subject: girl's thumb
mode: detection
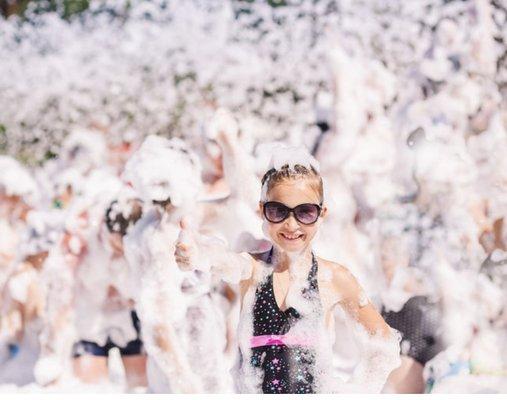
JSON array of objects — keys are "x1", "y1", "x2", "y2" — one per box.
[{"x1": 179, "y1": 218, "x2": 188, "y2": 230}]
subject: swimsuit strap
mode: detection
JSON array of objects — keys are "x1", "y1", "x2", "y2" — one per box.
[
  {"x1": 266, "y1": 246, "x2": 274, "y2": 264},
  {"x1": 307, "y1": 253, "x2": 318, "y2": 292}
]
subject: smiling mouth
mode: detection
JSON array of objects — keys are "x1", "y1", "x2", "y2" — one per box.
[{"x1": 280, "y1": 232, "x2": 304, "y2": 241}]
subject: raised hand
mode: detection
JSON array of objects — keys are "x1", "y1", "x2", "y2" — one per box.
[{"x1": 208, "y1": 107, "x2": 239, "y2": 146}]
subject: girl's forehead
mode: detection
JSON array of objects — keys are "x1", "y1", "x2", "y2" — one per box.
[{"x1": 267, "y1": 179, "x2": 321, "y2": 205}]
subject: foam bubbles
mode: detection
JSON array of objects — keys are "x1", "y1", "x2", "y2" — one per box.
[{"x1": 123, "y1": 135, "x2": 202, "y2": 207}]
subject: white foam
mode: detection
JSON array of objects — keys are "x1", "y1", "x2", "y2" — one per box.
[
  {"x1": 265, "y1": 144, "x2": 320, "y2": 173},
  {"x1": 0, "y1": 156, "x2": 39, "y2": 205},
  {"x1": 123, "y1": 135, "x2": 202, "y2": 208}
]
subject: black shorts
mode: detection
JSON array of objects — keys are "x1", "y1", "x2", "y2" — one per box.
[
  {"x1": 73, "y1": 310, "x2": 144, "y2": 358},
  {"x1": 381, "y1": 296, "x2": 444, "y2": 366}
]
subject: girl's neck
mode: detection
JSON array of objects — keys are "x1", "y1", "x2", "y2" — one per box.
[{"x1": 271, "y1": 244, "x2": 313, "y2": 275}]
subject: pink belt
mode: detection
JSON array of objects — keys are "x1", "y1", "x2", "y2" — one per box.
[{"x1": 250, "y1": 334, "x2": 315, "y2": 348}]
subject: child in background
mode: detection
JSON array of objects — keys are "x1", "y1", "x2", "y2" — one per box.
[{"x1": 71, "y1": 198, "x2": 146, "y2": 389}]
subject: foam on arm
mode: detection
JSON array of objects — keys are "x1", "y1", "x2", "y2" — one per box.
[
  {"x1": 193, "y1": 233, "x2": 254, "y2": 284},
  {"x1": 210, "y1": 109, "x2": 259, "y2": 207},
  {"x1": 334, "y1": 266, "x2": 401, "y2": 393}
]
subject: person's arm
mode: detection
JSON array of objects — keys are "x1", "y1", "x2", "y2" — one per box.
[
  {"x1": 174, "y1": 219, "x2": 255, "y2": 284},
  {"x1": 332, "y1": 264, "x2": 401, "y2": 393},
  {"x1": 210, "y1": 108, "x2": 259, "y2": 208},
  {"x1": 151, "y1": 312, "x2": 204, "y2": 393},
  {"x1": 34, "y1": 246, "x2": 77, "y2": 386},
  {"x1": 335, "y1": 265, "x2": 391, "y2": 337}
]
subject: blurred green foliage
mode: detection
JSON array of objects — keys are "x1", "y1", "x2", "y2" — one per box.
[
  {"x1": 1, "y1": 0, "x2": 90, "y2": 19},
  {"x1": 0, "y1": 124, "x2": 7, "y2": 153},
  {"x1": 1, "y1": 0, "x2": 290, "y2": 20}
]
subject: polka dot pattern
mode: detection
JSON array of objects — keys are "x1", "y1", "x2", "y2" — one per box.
[{"x1": 250, "y1": 248, "x2": 320, "y2": 394}]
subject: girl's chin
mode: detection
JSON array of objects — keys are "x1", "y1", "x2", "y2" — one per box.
[{"x1": 274, "y1": 237, "x2": 307, "y2": 252}]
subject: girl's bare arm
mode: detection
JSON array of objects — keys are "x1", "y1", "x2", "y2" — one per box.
[
  {"x1": 333, "y1": 265, "x2": 391, "y2": 338},
  {"x1": 174, "y1": 219, "x2": 255, "y2": 284},
  {"x1": 330, "y1": 262, "x2": 400, "y2": 393}
]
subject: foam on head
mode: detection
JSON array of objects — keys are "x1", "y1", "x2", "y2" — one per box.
[
  {"x1": 122, "y1": 135, "x2": 202, "y2": 208},
  {"x1": 105, "y1": 197, "x2": 143, "y2": 237},
  {"x1": 260, "y1": 144, "x2": 322, "y2": 202},
  {"x1": 52, "y1": 167, "x2": 85, "y2": 196},
  {"x1": 19, "y1": 209, "x2": 64, "y2": 257},
  {"x1": 61, "y1": 128, "x2": 107, "y2": 172}
]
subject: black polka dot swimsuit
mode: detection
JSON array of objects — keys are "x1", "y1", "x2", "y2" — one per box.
[{"x1": 250, "y1": 248, "x2": 321, "y2": 394}]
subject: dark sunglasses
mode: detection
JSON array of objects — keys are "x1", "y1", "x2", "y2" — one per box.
[{"x1": 263, "y1": 201, "x2": 323, "y2": 225}]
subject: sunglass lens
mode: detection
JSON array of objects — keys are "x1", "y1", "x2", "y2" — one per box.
[
  {"x1": 294, "y1": 204, "x2": 320, "y2": 224},
  {"x1": 264, "y1": 202, "x2": 288, "y2": 223}
]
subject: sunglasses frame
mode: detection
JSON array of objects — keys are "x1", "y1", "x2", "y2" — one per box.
[{"x1": 262, "y1": 201, "x2": 323, "y2": 225}]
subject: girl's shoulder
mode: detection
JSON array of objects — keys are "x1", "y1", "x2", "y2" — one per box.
[
  {"x1": 316, "y1": 256, "x2": 362, "y2": 300},
  {"x1": 316, "y1": 256, "x2": 352, "y2": 278}
]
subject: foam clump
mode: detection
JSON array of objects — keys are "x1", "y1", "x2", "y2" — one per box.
[
  {"x1": 123, "y1": 135, "x2": 202, "y2": 207},
  {"x1": 207, "y1": 108, "x2": 239, "y2": 142},
  {"x1": 0, "y1": 156, "x2": 39, "y2": 203},
  {"x1": 343, "y1": 325, "x2": 402, "y2": 393},
  {"x1": 60, "y1": 129, "x2": 107, "y2": 173},
  {"x1": 266, "y1": 144, "x2": 320, "y2": 173},
  {"x1": 17, "y1": 210, "x2": 63, "y2": 257},
  {"x1": 33, "y1": 355, "x2": 63, "y2": 386}
]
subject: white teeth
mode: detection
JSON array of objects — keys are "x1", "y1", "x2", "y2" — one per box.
[{"x1": 281, "y1": 233, "x2": 302, "y2": 240}]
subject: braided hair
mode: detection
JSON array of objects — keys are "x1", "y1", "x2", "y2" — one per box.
[{"x1": 260, "y1": 164, "x2": 323, "y2": 203}]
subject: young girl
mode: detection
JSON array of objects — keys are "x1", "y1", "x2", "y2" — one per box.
[
  {"x1": 71, "y1": 197, "x2": 146, "y2": 389},
  {"x1": 175, "y1": 146, "x2": 400, "y2": 393}
]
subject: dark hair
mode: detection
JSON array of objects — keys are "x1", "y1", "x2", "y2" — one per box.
[{"x1": 105, "y1": 199, "x2": 143, "y2": 236}]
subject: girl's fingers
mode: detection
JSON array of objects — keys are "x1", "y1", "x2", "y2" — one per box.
[
  {"x1": 175, "y1": 243, "x2": 188, "y2": 252},
  {"x1": 175, "y1": 255, "x2": 189, "y2": 263},
  {"x1": 174, "y1": 250, "x2": 189, "y2": 260},
  {"x1": 174, "y1": 248, "x2": 189, "y2": 259},
  {"x1": 175, "y1": 257, "x2": 191, "y2": 270}
]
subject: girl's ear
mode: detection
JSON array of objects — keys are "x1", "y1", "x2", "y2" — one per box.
[
  {"x1": 321, "y1": 205, "x2": 328, "y2": 219},
  {"x1": 257, "y1": 201, "x2": 263, "y2": 218}
]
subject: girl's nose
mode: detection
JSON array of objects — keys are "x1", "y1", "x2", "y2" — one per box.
[{"x1": 284, "y1": 213, "x2": 300, "y2": 230}]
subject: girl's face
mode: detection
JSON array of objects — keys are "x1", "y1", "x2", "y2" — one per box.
[{"x1": 259, "y1": 178, "x2": 326, "y2": 253}]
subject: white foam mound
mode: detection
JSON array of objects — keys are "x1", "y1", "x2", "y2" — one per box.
[
  {"x1": 51, "y1": 167, "x2": 86, "y2": 196},
  {"x1": 61, "y1": 128, "x2": 107, "y2": 171},
  {"x1": 18, "y1": 209, "x2": 63, "y2": 257},
  {"x1": 265, "y1": 144, "x2": 320, "y2": 173},
  {"x1": 122, "y1": 135, "x2": 202, "y2": 207},
  {"x1": 259, "y1": 144, "x2": 321, "y2": 201},
  {"x1": 0, "y1": 156, "x2": 39, "y2": 201},
  {"x1": 207, "y1": 108, "x2": 239, "y2": 142},
  {"x1": 33, "y1": 355, "x2": 64, "y2": 387}
]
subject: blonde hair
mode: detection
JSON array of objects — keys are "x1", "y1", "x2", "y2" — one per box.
[{"x1": 261, "y1": 164, "x2": 324, "y2": 203}]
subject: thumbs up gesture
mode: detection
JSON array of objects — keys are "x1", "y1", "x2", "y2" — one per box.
[{"x1": 174, "y1": 218, "x2": 198, "y2": 271}]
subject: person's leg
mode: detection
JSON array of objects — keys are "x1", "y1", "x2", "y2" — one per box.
[
  {"x1": 73, "y1": 354, "x2": 109, "y2": 384},
  {"x1": 121, "y1": 310, "x2": 148, "y2": 388},
  {"x1": 121, "y1": 354, "x2": 148, "y2": 388},
  {"x1": 72, "y1": 340, "x2": 110, "y2": 384},
  {"x1": 383, "y1": 355, "x2": 425, "y2": 393}
]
